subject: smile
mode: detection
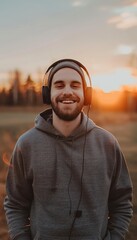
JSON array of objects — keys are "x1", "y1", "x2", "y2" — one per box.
[{"x1": 61, "y1": 100, "x2": 76, "y2": 104}]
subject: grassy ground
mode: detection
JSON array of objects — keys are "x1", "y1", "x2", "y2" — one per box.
[{"x1": 0, "y1": 107, "x2": 137, "y2": 240}]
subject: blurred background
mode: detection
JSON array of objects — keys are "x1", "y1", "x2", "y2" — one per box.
[{"x1": 0, "y1": 0, "x2": 137, "y2": 239}]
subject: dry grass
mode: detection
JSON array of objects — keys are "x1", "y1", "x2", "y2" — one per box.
[
  {"x1": 0, "y1": 107, "x2": 137, "y2": 240},
  {"x1": 0, "y1": 183, "x2": 9, "y2": 240}
]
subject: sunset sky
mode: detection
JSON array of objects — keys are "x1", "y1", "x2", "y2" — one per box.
[{"x1": 0, "y1": 0, "x2": 137, "y2": 92}]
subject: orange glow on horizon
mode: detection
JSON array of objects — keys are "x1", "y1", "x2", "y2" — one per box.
[
  {"x1": 0, "y1": 67, "x2": 137, "y2": 93},
  {"x1": 94, "y1": 90, "x2": 121, "y2": 107}
]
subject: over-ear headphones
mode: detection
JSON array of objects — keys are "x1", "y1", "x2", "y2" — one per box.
[{"x1": 42, "y1": 58, "x2": 92, "y2": 105}]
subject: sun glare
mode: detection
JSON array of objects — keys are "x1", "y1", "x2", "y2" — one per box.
[{"x1": 92, "y1": 68, "x2": 137, "y2": 93}]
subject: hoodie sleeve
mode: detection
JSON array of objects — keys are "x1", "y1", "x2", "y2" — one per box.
[
  {"x1": 4, "y1": 140, "x2": 33, "y2": 240},
  {"x1": 106, "y1": 140, "x2": 133, "y2": 240}
]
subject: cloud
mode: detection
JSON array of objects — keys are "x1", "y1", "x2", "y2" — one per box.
[
  {"x1": 108, "y1": 3, "x2": 137, "y2": 29},
  {"x1": 108, "y1": 13, "x2": 137, "y2": 29},
  {"x1": 132, "y1": 1, "x2": 137, "y2": 7},
  {"x1": 114, "y1": 44, "x2": 135, "y2": 55},
  {"x1": 71, "y1": 0, "x2": 89, "y2": 7}
]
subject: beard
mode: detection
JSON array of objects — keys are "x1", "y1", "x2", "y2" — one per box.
[{"x1": 51, "y1": 96, "x2": 84, "y2": 121}]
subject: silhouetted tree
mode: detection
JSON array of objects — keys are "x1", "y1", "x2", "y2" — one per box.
[
  {"x1": 0, "y1": 88, "x2": 7, "y2": 105},
  {"x1": 24, "y1": 75, "x2": 36, "y2": 105},
  {"x1": 7, "y1": 70, "x2": 23, "y2": 105}
]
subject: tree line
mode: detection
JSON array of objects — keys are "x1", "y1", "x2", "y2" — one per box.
[
  {"x1": 0, "y1": 70, "x2": 137, "y2": 112},
  {"x1": 0, "y1": 70, "x2": 43, "y2": 106}
]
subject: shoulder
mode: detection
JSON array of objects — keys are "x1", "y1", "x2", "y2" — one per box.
[
  {"x1": 93, "y1": 125, "x2": 115, "y2": 138},
  {"x1": 15, "y1": 127, "x2": 38, "y2": 148},
  {"x1": 83, "y1": 113, "x2": 117, "y2": 143},
  {"x1": 89, "y1": 122, "x2": 119, "y2": 146}
]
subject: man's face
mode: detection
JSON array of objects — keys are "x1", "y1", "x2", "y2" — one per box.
[{"x1": 50, "y1": 68, "x2": 84, "y2": 121}]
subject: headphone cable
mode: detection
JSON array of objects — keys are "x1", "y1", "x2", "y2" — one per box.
[{"x1": 68, "y1": 106, "x2": 90, "y2": 240}]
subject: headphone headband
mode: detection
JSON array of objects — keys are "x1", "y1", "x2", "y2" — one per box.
[{"x1": 46, "y1": 58, "x2": 91, "y2": 80}]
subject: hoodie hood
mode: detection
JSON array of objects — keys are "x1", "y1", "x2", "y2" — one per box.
[{"x1": 35, "y1": 108, "x2": 96, "y2": 139}]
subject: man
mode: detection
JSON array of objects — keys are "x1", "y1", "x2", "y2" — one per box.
[{"x1": 4, "y1": 59, "x2": 133, "y2": 240}]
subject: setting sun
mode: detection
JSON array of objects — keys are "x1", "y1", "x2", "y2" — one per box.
[{"x1": 92, "y1": 68, "x2": 137, "y2": 93}]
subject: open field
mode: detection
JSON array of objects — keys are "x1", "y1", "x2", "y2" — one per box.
[{"x1": 0, "y1": 107, "x2": 137, "y2": 240}]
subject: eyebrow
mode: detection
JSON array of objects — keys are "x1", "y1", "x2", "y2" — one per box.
[
  {"x1": 53, "y1": 80, "x2": 64, "y2": 85},
  {"x1": 53, "y1": 80, "x2": 82, "y2": 84}
]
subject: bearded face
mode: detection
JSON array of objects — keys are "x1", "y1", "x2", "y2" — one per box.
[
  {"x1": 50, "y1": 68, "x2": 84, "y2": 121},
  {"x1": 51, "y1": 93, "x2": 84, "y2": 121}
]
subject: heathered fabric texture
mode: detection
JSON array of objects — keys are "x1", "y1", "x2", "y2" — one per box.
[{"x1": 4, "y1": 109, "x2": 133, "y2": 240}]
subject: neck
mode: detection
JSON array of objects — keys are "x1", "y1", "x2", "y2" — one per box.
[{"x1": 52, "y1": 112, "x2": 82, "y2": 137}]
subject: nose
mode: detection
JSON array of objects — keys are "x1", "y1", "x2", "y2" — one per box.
[{"x1": 63, "y1": 85, "x2": 73, "y2": 95}]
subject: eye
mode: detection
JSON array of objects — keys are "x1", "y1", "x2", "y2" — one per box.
[
  {"x1": 54, "y1": 81, "x2": 64, "y2": 89},
  {"x1": 71, "y1": 82, "x2": 81, "y2": 89}
]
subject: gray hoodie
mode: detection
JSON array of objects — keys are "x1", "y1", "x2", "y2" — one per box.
[{"x1": 4, "y1": 109, "x2": 133, "y2": 240}]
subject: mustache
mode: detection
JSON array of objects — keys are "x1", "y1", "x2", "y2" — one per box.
[{"x1": 56, "y1": 95, "x2": 80, "y2": 102}]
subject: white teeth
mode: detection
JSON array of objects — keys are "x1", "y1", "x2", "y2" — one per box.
[{"x1": 62, "y1": 100, "x2": 74, "y2": 104}]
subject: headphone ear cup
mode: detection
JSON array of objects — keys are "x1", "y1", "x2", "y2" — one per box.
[
  {"x1": 42, "y1": 86, "x2": 51, "y2": 104},
  {"x1": 84, "y1": 87, "x2": 92, "y2": 105}
]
